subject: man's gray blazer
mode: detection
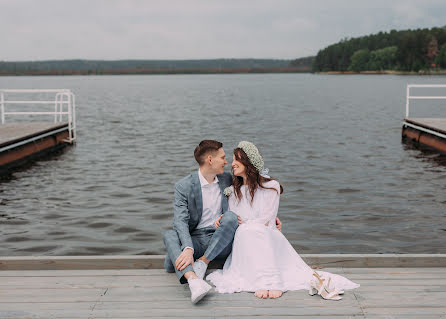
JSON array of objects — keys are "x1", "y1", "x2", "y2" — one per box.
[{"x1": 173, "y1": 171, "x2": 232, "y2": 251}]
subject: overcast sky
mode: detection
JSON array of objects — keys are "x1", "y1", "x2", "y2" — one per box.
[{"x1": 1, "y1": 0, "x2": 445, "y2": 61}]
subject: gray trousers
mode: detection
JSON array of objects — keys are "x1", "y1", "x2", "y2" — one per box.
[{"x1": 163, "y1": 211, "x2": 238, "y2": 284}]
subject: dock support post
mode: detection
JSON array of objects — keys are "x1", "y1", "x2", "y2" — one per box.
[
  {"x1": 406, "y1": 85, "x2": 410, "y2": 118},
  {"x1": 1, "y1": 92, "x2": 4, "y2": 124}
]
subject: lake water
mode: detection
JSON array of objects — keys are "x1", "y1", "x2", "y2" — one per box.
[{"x1": 1, "y1": 74, "x2": 446, "y2": 256}]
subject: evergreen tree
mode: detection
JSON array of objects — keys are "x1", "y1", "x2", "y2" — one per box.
[{"x1": 437, "y1": 43, "x2": 446, "y2": 68}]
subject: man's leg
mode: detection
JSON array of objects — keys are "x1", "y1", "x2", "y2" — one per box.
[
  {"x1": 163, "y1": 254, "x2": 175, "y2": 273},
  {"x1": 202, "y1": 211, "x2": 238, "y2": 261},
  {"x1": 163, "y1": 229, "x2": 208, "y2": 284},
  {"x1": 163, "y1": 229, "x2": 196, "y2": 284}
]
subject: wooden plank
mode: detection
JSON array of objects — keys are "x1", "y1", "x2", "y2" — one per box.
[
  {"x1": 338, "y1": 273, "x2": 446, "y2": 279},
  {"x1": 0, "y1": 275, "x2": 180, "y2": 289},
  {"x1": 0, "y1": 310, "x2": 94, "y2": 319},
  {"x1": 2, "y1": 267, "x2": 444, "y2": 277},
  {"x1": 365, "y1": 316, "x2": 445, "y2": 319},
  {"x1": 354, "y1": 291, "x2": 446, "y2": 307},
  {"x1": 363, "y1": 307, "x2": 446, "y2": 315},
  {"x1": 2, "y1": 254, "x2": 446, "y2": 270},
  {"x1": 342, "y1": 267, "x2": 446, "y2": 273},
  {"x1": 88, "y1": 307, "x2": 363, "y2": 317},
  {"x1": 0, "y1": 122, "x2": 68, "y2": 147},
  {"x1": 0, "y1": 269, "x2": 168, "y2": 277},
  {"x1": 0, "y1": 311, "x2": 365, "y2": 319},
  {"x1": 98, "y1": 287, "x2": 357, "y2": 305},
  {"x1": 0, "y1": 255, "x2": 165, "y2": 270},
  {"x1": 405, "y1": 118, "x2": 446, "y2": 135},
  {"x1": 0, "y1": 288, "x2": 106, "y2": 303},
  {"x1": 0, "y1": 296, "x2": 359, "y2": 310}
]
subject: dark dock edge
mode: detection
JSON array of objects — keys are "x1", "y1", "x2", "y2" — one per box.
[
  {"x1": 0, "y1": 123, "x2": 72, "y2": 175},
  {"x1": 402, "y1": 118, "x2": 446, "y2": 154},
  {"x1": 1, "y1": 254, "x2": 445, "y2": 270}
]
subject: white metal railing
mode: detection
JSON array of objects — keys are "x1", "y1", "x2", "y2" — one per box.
[
  {"x1": 0, "y1": 89, "x2": 76, "y2": 143},
  {"x1": 405, "y1": 84, "x2": 446, "y2": 118}
]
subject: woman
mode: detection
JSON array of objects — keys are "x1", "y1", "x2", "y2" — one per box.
[{"x1": 206, "y1": 141, "x2": 359, "y2": 300}]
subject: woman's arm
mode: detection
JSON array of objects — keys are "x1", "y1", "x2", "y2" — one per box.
[{"x1": 248, "y1": 181, "x2": 280, "y2": 226}]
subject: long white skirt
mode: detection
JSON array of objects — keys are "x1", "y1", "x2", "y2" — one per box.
[{"x1": 206, "y1": 223, "x2": 360, "y2": 293}]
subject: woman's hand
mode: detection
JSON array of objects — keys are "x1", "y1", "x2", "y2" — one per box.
[
  {"x1": 275, "y1": 217, "x2": 282, "y2": 232},
  {"x1": 214, "y1": 215, "x2": 223, "y2": 228}
]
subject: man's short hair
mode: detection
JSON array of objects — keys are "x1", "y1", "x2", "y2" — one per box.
[{"x1": 194, "y1": 140, "x2": 223, "y2": 166}]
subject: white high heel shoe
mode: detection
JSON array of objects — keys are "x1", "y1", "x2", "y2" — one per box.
[
  {"x1": 309, "y1": 272, "x2": 342, "y2": 301},
  {"x1": 325, "y1": 277, "x2": 344, "y2": 295},
  {"x1": 309, "y1": 273, "x2": 344, "y2": 295}
]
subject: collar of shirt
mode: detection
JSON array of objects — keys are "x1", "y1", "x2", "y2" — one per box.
[{"x1": 198, "y1": 169, "x2": 219, "y2": 188}]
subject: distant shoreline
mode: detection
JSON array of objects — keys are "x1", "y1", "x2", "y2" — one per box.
[
  {"x1": 318, "y1": 70, "x2": 446, "y2": 75},
  {"x1": 0, "y1": 67, "x2": 311, "y2": 76},
  {"x1": 2, "y1": 68, "x2": 445, "y2": 76}
]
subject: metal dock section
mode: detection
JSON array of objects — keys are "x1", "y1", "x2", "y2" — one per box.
[
  {"x1": 402, "y1": 84, "x2": 446, "y2": 153},
  {"x1": 0, "y1": 254, "x2": 445, "y2": 318},
  {"x1": 0, "y1": 89, "x2": 76, "y2": 174}
]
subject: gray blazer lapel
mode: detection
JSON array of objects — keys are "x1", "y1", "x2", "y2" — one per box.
[{"x1": 192, "y1": 171, "x2": 203, "y2": 221}]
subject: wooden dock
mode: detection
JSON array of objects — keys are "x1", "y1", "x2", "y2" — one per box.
[
  {"x1": 402, "y1": 84, "x2": 446, "y2": 154},
  {"x1": 0, "y1": 89, "x2": 77, "y2": 174},
  {"x1": 402, "y1": 118, "x2": 446, "y2": 154},
  {"x1": 0, "y1": 255, "x2": 445, "y2": 318},
  {"x1": 0, "y1": 122, "x2": 72, "y2": 174}
]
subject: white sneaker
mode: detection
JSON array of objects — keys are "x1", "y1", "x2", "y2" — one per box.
[
  {"x1": 188, "y1": 278, "x2": 212, "y2": 304},
  {"x1": 192, "y1": 260, "x2": 208, "y2": 280}
]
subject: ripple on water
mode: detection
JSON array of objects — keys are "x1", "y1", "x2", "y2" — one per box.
[
  {"x1": 19, "y1": 245, "x2": 60, "y2": 253},
  {"x1": 66, "y1": 246, "x2": 129, "y2": 255},
  {"x1": 336, "y1": 188, "x2": 361, "y2": 193},
  {"x1": 150, "y1": 213, "x2": 170, "y2": 220},
  {"x1": 5, "y1": 236, "x2": 29, "y2": 242},
  {"x1": 87, "y1": 222, "x2": 113, "y2": 229},
  {"x1": 114, "y1": 226, "x2": 142, "y2": 233},
  {"x1": 42, "y1": 213, "x2": 66, "y2": 220}
]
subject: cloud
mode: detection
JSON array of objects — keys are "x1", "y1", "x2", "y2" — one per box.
[{"x1": 0, "y1": 0, "x2": 445, "y2": 60}]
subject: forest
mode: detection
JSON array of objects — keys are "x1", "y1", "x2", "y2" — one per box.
[
  {"x1": 0, "y1": 59, "x2": 303, "y2": 75},
  {"x1": 313, "y1": 26, "x2": 446, "y2": 72}
]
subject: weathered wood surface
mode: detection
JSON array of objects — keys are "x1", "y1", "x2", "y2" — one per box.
[
  {"x1": 0, "y1": 122, "x2": 68, "y2": 147},
  {"x1": 0, "y1": 267, "x2": 445, "y2": 318},
  {"x1": 405, "y1": 117, "x2": 446, "y2": 135},
  {"x1": 1, "y1": 254, "x2": 446, "y2": 270}
]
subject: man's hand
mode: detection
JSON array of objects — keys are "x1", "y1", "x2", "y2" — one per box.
[
  {"x1": 175, "y1": 247, "x2": 194, "y2": 271},
  {"x1": 275, "y1": 217, "x2": 282, "y2": 232},
  {"x1": 237, "y1": 215, "x2": 243, "y2": 225},
  {"x1": 214, "y1": 215, "x2": 223, "y2": 228}
]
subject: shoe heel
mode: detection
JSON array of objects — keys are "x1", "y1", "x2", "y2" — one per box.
[{"x1": 308, "y1": 287, "x2": 317, "y2": 296}]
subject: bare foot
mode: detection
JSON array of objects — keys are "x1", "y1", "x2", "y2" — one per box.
[
  {"x1": 254, "y1": 289, "x2": 269, "y2": 299},
  {"x1": 268, "y1": 290, "x2": 283, "y2": 299}
]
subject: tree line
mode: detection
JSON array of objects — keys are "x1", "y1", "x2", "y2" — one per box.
[
  {"x1": 313, "y1": 26, "x2": 446, "y2": 72},
  {"x1": 0, "y1": 59, "x2": 304, "y2": 75}
]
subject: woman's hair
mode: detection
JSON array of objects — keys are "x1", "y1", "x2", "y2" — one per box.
[{"x1": 232, "y1": 148, "x2": 283, "y2": 204}]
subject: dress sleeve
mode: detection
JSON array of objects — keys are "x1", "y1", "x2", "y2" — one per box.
[{"x1": 249, "y1": 181, "x2": 280, "y2": 226}]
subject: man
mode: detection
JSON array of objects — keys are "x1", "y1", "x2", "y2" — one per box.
[{"x1": 163, "y1": 140, "x2": 281, "y2": 304}]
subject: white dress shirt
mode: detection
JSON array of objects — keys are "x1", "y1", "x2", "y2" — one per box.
[
  {"x1": 183, "y1": 170, "x2": 223, "y2": 253},
  {"x1": 196, "y1": 169, "x2": 222, "y2": 229}
]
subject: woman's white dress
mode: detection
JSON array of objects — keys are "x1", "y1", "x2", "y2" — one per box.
[{"x1": 206, "y1": 181, "x2": 360, "y2": 293}]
